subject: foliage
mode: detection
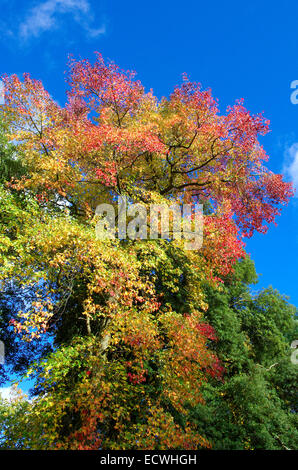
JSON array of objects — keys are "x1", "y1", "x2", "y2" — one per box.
[
  {"x1": 192, "y1": 257, "x2": 298, "y2": 450},
  {"x1": 0, "y1": 55, "x2": 295, "y2": 449}
]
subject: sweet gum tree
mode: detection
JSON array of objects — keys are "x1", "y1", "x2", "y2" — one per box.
[{"x1": 0, "y1": 53, "x2": 294, "y2": 449}]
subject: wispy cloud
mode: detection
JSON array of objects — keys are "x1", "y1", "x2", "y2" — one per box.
[
  {"x1": 283, "y1": 143, "x2": 298, "y2": 195},
  {"x1": 0, "y1": 386, "x2": 13, "y2": 401},
  {"x1": 0, "y1": 386, "x2": 30, "y2": 402},
  {"x1": 19, "y1": 0, "x2": 105, "y2": 40}
]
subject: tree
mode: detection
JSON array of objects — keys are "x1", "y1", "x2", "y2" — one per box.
[
  {"x1": 192, "y1": 257, "x2": 298, "y2": 450},
  {"x1": 0, "y1": 54, "x2": 294, "y2": 449},
  {"x1": 0, "y1": 116, "x2": 51, "y2": 385}
]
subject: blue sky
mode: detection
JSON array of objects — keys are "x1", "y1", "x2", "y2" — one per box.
[{"x1": 0, "y1": 0, "x2": 297, "y2": 323}]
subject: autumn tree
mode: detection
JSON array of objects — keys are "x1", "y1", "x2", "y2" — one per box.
[{"x1": 0, "y1": 54, "x2": 293, "y2": 449}]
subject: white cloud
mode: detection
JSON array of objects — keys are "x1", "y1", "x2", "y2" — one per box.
[
  {"x1": 283, "y1": 143, "x2": 298, "y2": 195},
  {"x1": 0, "y1": 385, "x2": 31, "y2": 403},
  {"x1": 19, "y1": 0, "x2": 105, "y2": 40},
  {"x1": 0, "y1": 387, "x2": 13, "y2": 401}
]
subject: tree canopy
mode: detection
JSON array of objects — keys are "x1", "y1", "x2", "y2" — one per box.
[{"x1": 0, "y1": 54, "x2": 296, "y2": 450}]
